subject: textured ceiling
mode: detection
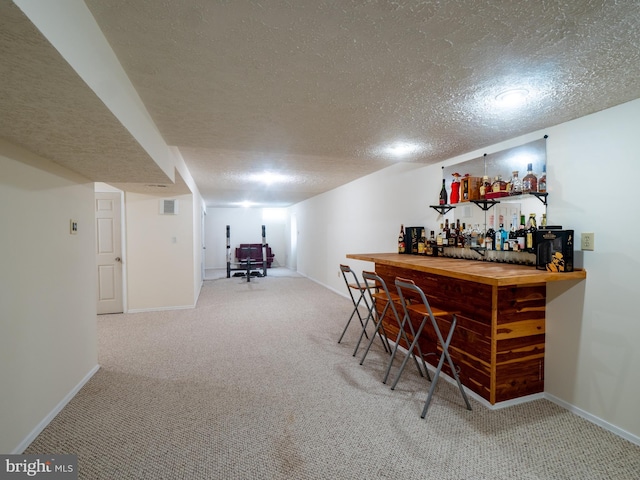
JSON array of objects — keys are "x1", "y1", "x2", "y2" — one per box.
[
  {"x1": 0, "y1": 2, "x2": 175, "y2": 189},
  {"x1": 3, "y1": 1, "x2": 640, "y2": 206}
]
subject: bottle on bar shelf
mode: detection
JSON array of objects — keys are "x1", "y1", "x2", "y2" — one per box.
[
  {"x1": 522, "y1": 163, "x2": 538, "y2": 193},
  {"x1": 485, "y1": 226, "x2": 495, "y2": 251},
  {"x1": 398, "y1": 224, "x2": 405, "y2": 254},
  {"x1": 538, "y1": 164, "x2": 547, "y2": 193},
  {"x1": 541, "y1": 213, "x2": 547, "y2": 228},
  {"x1": 477, "y1": 225, "x2": 485, "y2": 248},
  {"x1": 439, "y1": 179, "x2": 448, "y2": 205},
  {"x1": 508, "y1": 221, "x2": 518, "y2": 251},
  {"x1": 443, "y1": 219, "x2": 450, "y2": 247},
  {"x1": 517, "y1": 215, "x2": 526, "y2": 251},
  {"x1": 496, "y1": 224, "x2": 506, "y2": 251},
  {"x1": 510, "y1": 170, "x2": 523, "y2": 195},
  {"x1": 427, "y1": 230, "x2": 435, "y2": 256},
  {"x1": 418, "y1": 229, "x2": 426, "y2": 255},
  {"x1": 526, "y1": 214, "x2": 537, "y2": 252}
]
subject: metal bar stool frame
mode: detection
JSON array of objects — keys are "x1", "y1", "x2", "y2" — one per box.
[
  {"x1": 352, "y1": 270, "x2": 393, "y2": 357},
  {"x1": 395, "y1": 277, "x2": 472, "y2": 418},
  {"x1": 359, "y1": 271, "x2": 424, "y2": 379},
  {"x1": 338, "y1": 264, "x2": 374, "y2": 345}
]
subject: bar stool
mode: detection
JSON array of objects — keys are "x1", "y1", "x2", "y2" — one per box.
[
  {"x1": 395, "y1": 277, "x2": 472, "y2": 418},
  {"x1": 338, "y1": 264, "x2": 374, "y2": 345},
  {"x1": 359, "y1": 271, "x2": 424, "y2": 378}
]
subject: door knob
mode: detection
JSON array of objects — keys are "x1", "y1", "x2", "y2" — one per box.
[{"x1": 115, "y1": 257, "x2": 121, "y2": 262}]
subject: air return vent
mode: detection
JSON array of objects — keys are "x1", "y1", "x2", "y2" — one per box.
[{"x1": 159, "y1": 199, "x2": 178, "y2": 215}]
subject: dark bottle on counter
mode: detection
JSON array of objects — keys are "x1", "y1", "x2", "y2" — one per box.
[
  {"x1": 410, "y1": 228, "x2": 418, "y2": 254},
  {"x1": 526, "y1": 214, "x2": 537, "y2": 252},
  {"x1": 443, "y1": 219, "x2": 450, "y2": 246},
  {"x1": 517, "y1": 215, "x2": 526, "y2": 251},
  {"x1": 439, "y1": 179, "x2": 448, "y2": 205},
  {"x1": 398, "y1": 224, "x2": 405, "y2": 254},
  {"x1": 508, "y1": 222, "x2": 518, "y2": 251},
  {"x1": 486, "y1": 228, "x2": 495, "y2": 250},
  {"x1": 418, "y1": 229, "x2": 426, "y2": 255},
  {"x1": 427, "y1": 230, "x2": 435, "y2": 256}
]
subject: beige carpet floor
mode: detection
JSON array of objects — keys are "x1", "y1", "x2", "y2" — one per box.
[{"x1": 25, "y1": 268, "x2": 640, "y2": 479}]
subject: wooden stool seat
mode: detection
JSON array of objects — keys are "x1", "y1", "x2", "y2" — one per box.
[{"x1": 406, "y1": 303, "x2": 458, "y2": 318}]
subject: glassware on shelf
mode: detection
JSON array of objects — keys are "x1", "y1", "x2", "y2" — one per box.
[{"x1": 510, "y1": 170, "x2": 523, "y2": 195}]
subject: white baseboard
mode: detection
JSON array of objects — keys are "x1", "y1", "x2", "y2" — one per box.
[
  {"x1": 544, "y1": 393, "x2": 640, "y2": 447},
  {"x1": 13, "y1": 364, "x2": 100, "y2": 454},
  {"x1": 126, "y1": 304, "x2": 195, "y2": 313}
]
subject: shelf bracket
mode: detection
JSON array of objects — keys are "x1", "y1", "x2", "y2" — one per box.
[
  {"x1": 530, "y1": 192, "x2": 548, "y2": 206},
  {"x1": 430, "y1": 204, "x2": 455, "y2": 215},
  {"x1": 470, "y1": 199, "x2": 499, "y2": 211}
]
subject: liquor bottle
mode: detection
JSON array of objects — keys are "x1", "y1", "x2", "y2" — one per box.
[
  {"x1": 450, "y1": 173, "x2": 461, "y2": 204},
  {"x1": 522, "y1": 163, "x2": 538, "y2": 193},
  {"x1": 541, "y1": 213, "x2": 547, "y2": 228},
  {"x1": 427, "y1": 230, "x2": 435, "y2": 256},
  {"x1": 479, "y1": 175, "x2": 490, "y2": 199},
  {"x1": 471, "y1": 224, "x2": 479, "y2": 248},
  {"x1": 517, "y1": 215, "x2": 526, "y2": 251},
  {"x1": 418, "y1": 229, "x2": 426, "y2": 255},
  {"x1": 443, "y1": 219, "x2": 450, "y2": 247},
  {"x1": 496, "y1": 223, "x2": 507, "y2": 251},
  {"x1": 436, "y1": 224, "x2": 444, "y2": 247},
  {"x1": 485, "y1": 227, "x2": 495, "y2": 250},
  {"x1": 477, "y1": 225, "x2": 485, "y2": 248},
  {"x1": 410, "y1": 228, "x2": 418, "y2": 254},
  {"x1": 526, "y1": 214, "x2": 537, "y2": 252},
  {"x1": 538, "y1": 164, "x2": 547, "y2": 193},
  {"x1": 509, "y1": 222, "x2": 518, "y2": 251},
  {"x1": 492, "y1": 175, "x2": 507, "y2": 193},
  {"x1": 398, "y1": 224, "x2": 405, "y2": 254},
  {"x1": 457, "y1": 223, "x2": 465, "y2": 248},
  {"x1": 510, "y1": 170, "x2": 523, "y2": 195},
  {"x1": 439, "y1": 179, "x2": 448, "y2": 205}
]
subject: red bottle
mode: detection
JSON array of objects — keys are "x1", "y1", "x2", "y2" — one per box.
[{"x1": 450, "y1": 173, "x2": 461, "y2": 204}]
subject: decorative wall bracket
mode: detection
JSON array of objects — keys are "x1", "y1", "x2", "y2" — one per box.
[{"x1": 430, "y1": 204, "x2": 456, "y2": 215}]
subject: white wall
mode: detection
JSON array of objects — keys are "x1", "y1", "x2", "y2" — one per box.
[
  {"x1": 205, "y1": 207, "x2": 288, "y2": 269},
  {"x1": 125, "y1": 192, "x2": 196, "y2": 311},
  {"x1": 291, "y1": 98, "x2": 640, "y2": 442},
  {"x1": 0, "y1": 141, "x2": 98, "y2": 454}
]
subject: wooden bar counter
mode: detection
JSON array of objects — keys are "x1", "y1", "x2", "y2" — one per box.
[{"x1": 346, "y1": 253, "x2": 587, "y2": 404}]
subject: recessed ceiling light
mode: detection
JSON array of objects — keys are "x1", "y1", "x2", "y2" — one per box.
[
  {"x1": 383, "y1": 141, "x2": 425, "y2": 158},
  {"x1": 248, "y1": 171, "x2": 291, "y2": 185},
  {"x1": 495, "y1": 88, "x2": 530, "y2": 108}
]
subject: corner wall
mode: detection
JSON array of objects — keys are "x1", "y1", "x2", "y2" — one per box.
[
  {"x1": 0, "y1": 142, "x2": 98, "y2": 454},
  {"x1": 125, "y1": 192, "x2": 196, "y2": 311},
  {"x1": 291, "y1": 98, "x2": 640, "y2": 441}
]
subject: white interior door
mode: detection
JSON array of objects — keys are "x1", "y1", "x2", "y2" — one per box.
[{"x1": 95, "y1": 192, "x2": 123, "y2": 314}]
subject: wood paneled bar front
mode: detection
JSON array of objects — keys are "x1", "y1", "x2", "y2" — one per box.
[{"x1": 346, "y1": 253, "x2": 587, "y2": 405}]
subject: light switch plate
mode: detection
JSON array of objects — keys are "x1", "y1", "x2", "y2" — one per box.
[
  {"x1": 581, "y1": 232, "x2": 594, "y2": 251},
  {"x1": 70, "y1": 219, "x2": 78, "y2": 235}
]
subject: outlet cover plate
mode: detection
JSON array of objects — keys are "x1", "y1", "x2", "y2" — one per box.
[{"x1": 581, "y1": 232, "x2": 594, "y2": 251}]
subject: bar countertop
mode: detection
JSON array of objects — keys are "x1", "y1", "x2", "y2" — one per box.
[{"x1": 346, "y1": 253, "x2": 587, "y2": 287}]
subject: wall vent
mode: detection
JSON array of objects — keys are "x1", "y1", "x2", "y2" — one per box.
[{"x1": 159, "y1": 199, "x2": 178, "y2": 215}]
